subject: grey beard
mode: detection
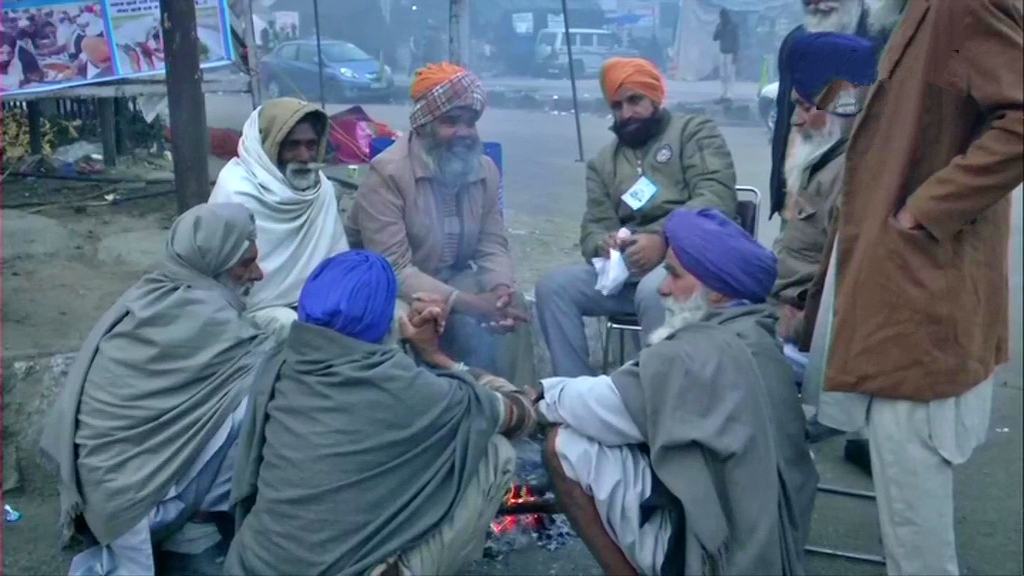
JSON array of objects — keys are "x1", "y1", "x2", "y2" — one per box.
[
  {"x1": 429, "y1": 140, "x2": 483, "y2": 188},
  {"x1": 785, "y1": 119, "x2": 844, "y2": 198},
  {"x1": 284, "y1": 162, "x2": 323, "y2": 191},
  {"x1": 867, "y1": 0, "x2": 907, "y2": 36},
  {"x1": 215, "y1": 273, "x2": 254, "y2": 302},
  {"x1": 804, "y1": 0, "x2": 863, "y2": 33},
  {"x1": 648, "y1": 290, "x2": 711, "y2": 346}
]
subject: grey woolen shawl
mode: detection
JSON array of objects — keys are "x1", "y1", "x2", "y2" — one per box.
[
  {"x1": 226, "y1": 321, "x2": 503, "y2": 576},
  {"x1": 39, "y1": 202, "x2": 274, "y2": 547},
  {"x1": 611, "y1": 304, "x2": 819, "y2": 575}
]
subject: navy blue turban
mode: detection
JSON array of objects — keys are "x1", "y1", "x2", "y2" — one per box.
[
  {"x1": 664, "y1": 209, "x2": 777, "y2": 303},
  {"x1": 788, "y1": 32, "x2": 879, "y2": 104},
  {"x1": 298, "y1": 250, "x2": 397, "y2": 344}
]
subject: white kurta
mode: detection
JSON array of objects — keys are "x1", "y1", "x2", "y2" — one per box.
[
  {"x1": 68, "y1": 397, "x2": 250, "y2": 576},
  {"x1": 804, "y1": 239, "x2": 995, "y2": 575},
  {"x1": 537, "y1": 376, "x2": 673, "y2": 575}
]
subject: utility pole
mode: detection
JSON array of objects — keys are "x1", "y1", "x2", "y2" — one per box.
[
  {"x1": 160, "y1": 0, "x2": 211, "y2": 213},
  {"x1": 448, "y1": 0, "x2": 469, "y2": 65}
]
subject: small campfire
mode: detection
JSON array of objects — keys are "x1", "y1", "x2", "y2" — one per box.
[
  {"x1": 491, "y1": 484, "x2": 546, "y2": 536},
  {"x1": 485, "y1": 482, "x2": 573, "y2": 559}
]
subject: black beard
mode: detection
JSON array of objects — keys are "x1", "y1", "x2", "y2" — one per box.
[{"x1": 612, "y1": 113, "x2": 664, "y2": 149}]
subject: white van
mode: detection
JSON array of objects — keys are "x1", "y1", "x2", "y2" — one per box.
[{"x1": 533, "y1": 27, "x2": 636, "y2": 78}]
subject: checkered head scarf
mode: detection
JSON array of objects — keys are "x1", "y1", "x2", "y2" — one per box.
[{"x1": 408, "y1": 62, "x2": 487, "y2": 129}]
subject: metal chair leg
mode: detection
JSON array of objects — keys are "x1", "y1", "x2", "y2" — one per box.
[
  {"x1": 617, "y1": 327, "x2": 625, "y2": 368},
  {"x1": 601, "y1": 322, "x2": 612, "y2": 373},
  {"x1": 818, "y1": 484, "x2": 876, "y2": 500},
  {"x1": 805, "y1": 545, "x2": 886, "y2": 565}
]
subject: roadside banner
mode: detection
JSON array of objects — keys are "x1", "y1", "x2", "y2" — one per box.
[{"x1": 1, "y1": 0, "x2": 234, "y2": 97}]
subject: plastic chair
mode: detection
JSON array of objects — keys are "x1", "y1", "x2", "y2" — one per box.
[{"x1": 601, "y1": 186, "x2": 761, "y2": 371}]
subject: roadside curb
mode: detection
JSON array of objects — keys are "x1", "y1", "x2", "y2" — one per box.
[{"x1": 389, "y1": 83, "x2": 763, "y2": 128}]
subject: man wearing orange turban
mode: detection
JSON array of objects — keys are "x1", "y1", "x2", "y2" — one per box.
[
  {"x1": 347, "y1": 62, "x2": 536, "y2": 392},
  {"x1": 536, "y1": 56, "x2": 739, "y2": 378}
]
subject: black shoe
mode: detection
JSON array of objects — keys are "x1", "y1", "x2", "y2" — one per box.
[{"x1": 843, "y1": 438, "x2": 873, "y2": 477}]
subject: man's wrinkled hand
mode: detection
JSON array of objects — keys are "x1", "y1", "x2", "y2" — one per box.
[
  {"x1": 894, "y1": 207, "x2": 923, "y2": 231},
  {"x1": 411, "y1": 292, "x2": 449, "y2": 334},
  {"x1": 600, "y1": 232, "x2": 622, "y2": 257},
  {"x1": 401, "y1": 307, "x2": 444, "y2": 355},
  {"x1": 479, "y1": 286, "x2": 530, "y2": 332},
  {"x1": 622, "y1": 233, "x2": 667, "y2": 275},
  {"x1": 777, "y1": 305, "x2": 804, "y2": 343}
]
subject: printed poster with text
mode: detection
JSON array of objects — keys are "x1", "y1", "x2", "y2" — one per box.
[{"x1": 1, "y1": 0, "x2": 233, "y2": 97}]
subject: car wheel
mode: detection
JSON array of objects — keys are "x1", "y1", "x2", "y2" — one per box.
[{"x1": 267, "y1": 80, "x2": 281, "y2": 98}]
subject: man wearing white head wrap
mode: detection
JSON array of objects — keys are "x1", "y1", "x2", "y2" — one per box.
[
  {"x1": 210, "y1": 98, "x2": 350, "y2": 343},
  {"x1": 40, "y1": 203, "x2": 277, "y2": 576}
]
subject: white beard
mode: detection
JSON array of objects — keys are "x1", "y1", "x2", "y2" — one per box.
[
  {"x1": 867, "y1": 0, "x2": 907, "y2": 36},
  {"x1": 648, "y1": 290, "x2": 711, "y2": 346},
  {"x1": 284, "y1": 162, "x2": 323, "y2": 191},
  {"x1": 785, "y1": 119, "x2": 844, "y2": 202},
  {"x1": 804, "y1": 0, "x2": 864, "y2": 33}
]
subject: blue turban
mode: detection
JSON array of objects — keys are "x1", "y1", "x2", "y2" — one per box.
[
  {"x1": 788, "y1": 32, "x2": 879, "y2": 104},
  {"x1": 664, "y1": 209, "x2": 778, "y2": 303},
  {"x1": 298, "y1": 250, "x2": 397, "y2": 344}
]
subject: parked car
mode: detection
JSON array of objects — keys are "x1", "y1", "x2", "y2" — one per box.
[
  {"x1": 533, "y1": 27, "x2": 638, "y2": 78},
  {"x1": 259, "y1": 39, "x2": 394, "y2": 103},
  {"x1": 758, "y1": 81, "x2": 779, "y2": 133}
]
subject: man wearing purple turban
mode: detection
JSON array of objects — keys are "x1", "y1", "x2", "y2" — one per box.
[
  {"x1": 226, "y1": 250, "x2": 539, "y2": 576},
  {"x1": 537, "y1": 209, "x2": 818, "y2": 576}
]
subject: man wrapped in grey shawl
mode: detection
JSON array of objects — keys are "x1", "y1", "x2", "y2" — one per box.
[
  {"x1": 39, "y1": 202, "x2": 274, "y2": 550},
  {"x1": 227, "y1": 250, "x2": 532, "y2": 576}
]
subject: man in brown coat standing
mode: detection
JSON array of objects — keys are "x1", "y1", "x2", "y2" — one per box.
[{"x1": 801, "y1": 1, "x2": 1023, "y2": 574}]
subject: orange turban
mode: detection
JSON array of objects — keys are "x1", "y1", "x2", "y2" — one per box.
[
  {"x1": 600, "y1": 57, "x2": 666, "y2": 104},
  {"x1": 408, "y1": 62, "x2": 486, "y2": 129},
  {"x1": 410, "y1": 62, "x2": 467, "y2": 100}
]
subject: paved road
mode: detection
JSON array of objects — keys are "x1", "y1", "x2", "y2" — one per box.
[{"x1": 2, "y1": 99, "x2": 1020, "y2": 576}]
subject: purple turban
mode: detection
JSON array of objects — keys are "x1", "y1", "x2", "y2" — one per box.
[
  {"x1": 664, "y1": 209, "x2": 778, "y2": 303},
  {"x1": 788, "y1": 32, "x2": 879, "y2": 104},
  {"x1": 298, "y1": 250, "x2": 397, "y2": 343}
]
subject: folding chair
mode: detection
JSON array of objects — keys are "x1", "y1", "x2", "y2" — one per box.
[{"x1": 601, "y1": 186, "x2": 762, "y2": 371}]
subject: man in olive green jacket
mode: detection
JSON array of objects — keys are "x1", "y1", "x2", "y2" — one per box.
[{"x1": 535, "y1": 57, "x2": 737, "y2": 377}]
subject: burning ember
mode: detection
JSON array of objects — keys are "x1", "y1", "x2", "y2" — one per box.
[{"x1": 491, "y1": 483, "x2": 544, "y2": 535}]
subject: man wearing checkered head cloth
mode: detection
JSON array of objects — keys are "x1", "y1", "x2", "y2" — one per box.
[{"x1": 346, "y1": 62, "x2": 537, "y2": 392}]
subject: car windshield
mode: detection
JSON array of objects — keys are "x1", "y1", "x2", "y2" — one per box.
[{"x1": 320, "y1": 42, "x2": 372, "y2": 62}]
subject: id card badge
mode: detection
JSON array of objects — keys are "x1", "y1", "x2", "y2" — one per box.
[{"x1": 622, "y1": 176, "x2": 659, "y2": 211}]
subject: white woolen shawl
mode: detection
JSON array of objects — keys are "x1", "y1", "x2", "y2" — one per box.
[{"x1": 210, "y1": 108, "x2": 349, "y2": 312}]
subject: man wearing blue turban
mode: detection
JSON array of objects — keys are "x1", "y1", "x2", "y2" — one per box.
[
  {"x1": 226, "y1": 250, "x2": 539, "y2": 576},
  {"x1": 771, "y1": 30, "x2": 877, "y2": 477},
  {"x1": 536, "y1": 209, "x2": 818, "y2": 576}
]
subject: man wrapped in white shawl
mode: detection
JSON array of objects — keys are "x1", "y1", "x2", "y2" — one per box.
[{"x1": 210, "y1": 98, "x2": 349, "y2": 342}]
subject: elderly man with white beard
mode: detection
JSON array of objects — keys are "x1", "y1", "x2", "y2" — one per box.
[
  {"x1": 535, "y1": 208, "x2": 819, "y2": 576},
  {"x1": 40, "y1": 203, "x2": 275, "y2": 576},
  {"x1": 768, "y1": 0, "x2": 883, "y2": 220},
  {"x1": 210, "y1": 98, "x2": 350, "y2": 343}
]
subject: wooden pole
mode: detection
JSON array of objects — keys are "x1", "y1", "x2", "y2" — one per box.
[{"x1": 160, "y1": 0, "x2": 211, "y2": 213}]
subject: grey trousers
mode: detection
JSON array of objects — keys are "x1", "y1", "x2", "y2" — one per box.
[{"x1": 535, "y1": 264, "x2": 667, "y2": 377}]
